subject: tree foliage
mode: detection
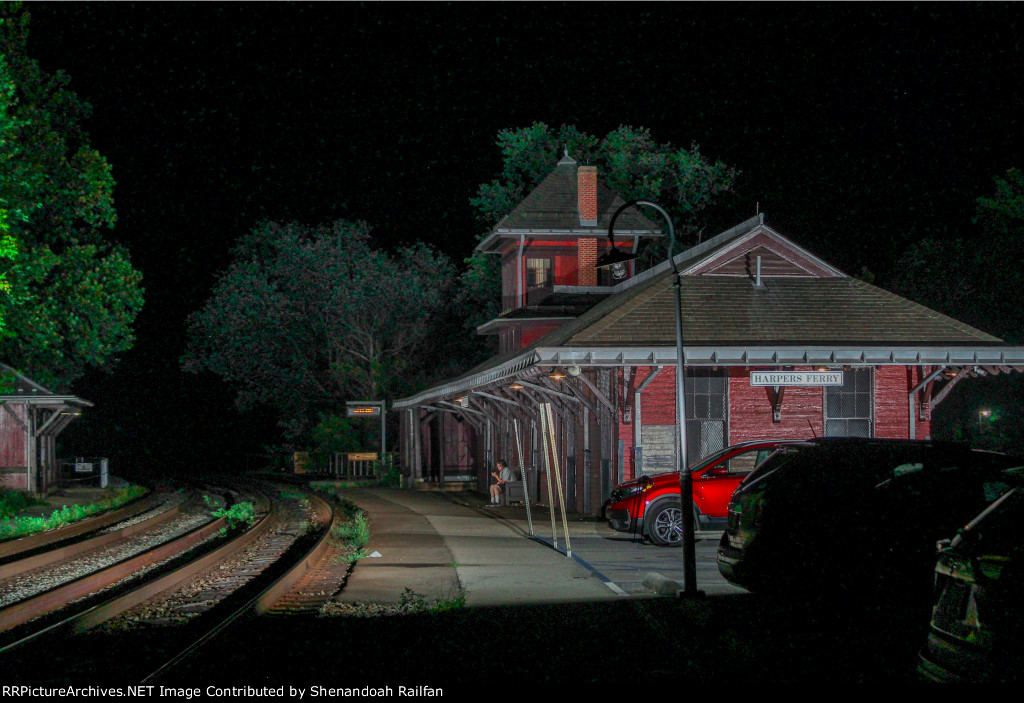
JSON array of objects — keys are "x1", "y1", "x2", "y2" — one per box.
[
  {"x1": 461, "y1": 123, "x2": 740, "y2": 333},
  {"x1": 183, "y1": 220, "x2": 457, "y2": 439},
  {"x1": 0, "y1": 4, "x2": 143, "y2": 389},
  {"x1": 890, "y1": 168, "x2": 1024, "y2": 343},
  {"x1": 974, "y1": 167, "x2": 1024, "y2": 237},
  {"x1": 471, "y1": 122, "x2": 739, "y2": 244}
]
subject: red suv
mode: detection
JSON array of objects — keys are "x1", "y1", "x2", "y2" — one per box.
[{"x1": 605, "y1": 440, "x2": 801, "y2": 545}]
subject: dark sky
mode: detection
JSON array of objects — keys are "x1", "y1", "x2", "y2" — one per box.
[{"x1": 20, "y1": 2, "x2": 1024, "y2": 468}]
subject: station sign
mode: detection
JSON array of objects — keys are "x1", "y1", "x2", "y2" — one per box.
[
  {"x1": 750, "y1": 371, "x2": 844, "y2": 387},
  {"x1": 348, "y1": 453, "x2": 379, "y2": 461},
  {"x1": 346, "y1": 405, "x2": 381, "y2": 417}
]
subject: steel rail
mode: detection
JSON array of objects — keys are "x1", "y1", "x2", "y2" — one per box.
[
  {"x1": 141, "y1": 485, "x2": 336, "y2": 682},
  {"x1": 254, "y1": 491, "x2": 334, "y2": 613},
  {"x1": 0, "y1": 495, "x2": 187, "y2": 581},
  {"x1": 0, "y1": 487, "x2": 272, "y2": 651}
]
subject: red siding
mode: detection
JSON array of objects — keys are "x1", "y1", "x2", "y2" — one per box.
[
  {"x1": 874, "y1": 365, "x2": 930, "y2": 439},
  {"x1": 520, "y1": 322, "x2": 563, "y2": 348},
  {"x1": 618, "y1": 367, "x2": 681, "y2": 480},
  {"x1": 1, "y1": 405, "x2": 27, "y2": 467},
  {"x1": 729, "y1": 368, "x2": 822, "y2": 442},
  {"x1": 554, "y1": 253, "x2": 578, "y2": 286}
]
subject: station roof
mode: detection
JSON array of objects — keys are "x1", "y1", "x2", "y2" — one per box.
[
  {"x1": 394, "y1": 214, "x2": 1024, "y2": 408},
  {"x1": 475, "y1": 154, "x2": 661, "y2": 252},
  {"x1": 0, "y1": 363, "x2": 93, "y2": 407}
]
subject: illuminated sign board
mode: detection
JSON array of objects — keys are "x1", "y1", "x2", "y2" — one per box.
[
  {"x1": 750, "y1": 371, "x2": 844, "y2": 387},
  {"x1": 348, "y1": 453, "x2": 379, "y2": 461},
  {"x1": 346, "y1": 406, "x2": 381, "y2": 417}
]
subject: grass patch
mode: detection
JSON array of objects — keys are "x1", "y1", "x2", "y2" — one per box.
[
  {"x1": 331, "y1": 501, "x2": 370, "y2": 564},
  {"x1": 0, "y1": 489, "x2": 46, "y2": 520},
  {"x1": 399, "y1": 586, "x2": 466, "y2": 614},
  {"x1": 0, "y1": 484, "x2": 149, "y2": 542}
]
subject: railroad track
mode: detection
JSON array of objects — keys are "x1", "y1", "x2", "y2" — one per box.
[
  {"x1": 0, "y1": 485, "x2": 233, "y2": 637},
  {"x1": 0, "y1": 480, "x2": 343, "y2": 683}
]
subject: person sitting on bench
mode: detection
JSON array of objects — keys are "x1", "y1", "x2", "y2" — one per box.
[{"x1": 487, "y1": 459, "x2": 512, "y2": 506}]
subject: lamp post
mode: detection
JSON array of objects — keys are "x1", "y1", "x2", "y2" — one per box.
[
  {"x1": 978, "y1": 408, "x2": 991, "y2": 433},
  {"x1": 599, "y1": 199, "x2": 701, "y2": 597}
]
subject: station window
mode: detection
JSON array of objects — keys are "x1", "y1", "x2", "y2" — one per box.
[
  {"x1": 824, "y1": 367, "x2": 873, "y2": 437},
  {"x1": 685, "y1": 368, "x2": 728, "y2": 461}
]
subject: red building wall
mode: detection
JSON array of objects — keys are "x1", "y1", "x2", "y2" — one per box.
[
  {"x1": 615, "y1": 364, "x2": 928, "y2": 485},
  {"x1": 729, "y1": 368, "x2": 823, "y2": 442},
  {"x1": 520, "y1": 323, "x2": 564, "y2": 348},
  {"x1": 1, "y1": 404, "x2": 28, "y2": 490},
  {"x1": 874, "y1": 365, "x2": 931, "y2": 439}
]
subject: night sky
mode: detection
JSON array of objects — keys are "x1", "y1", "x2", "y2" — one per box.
[{"x1": 18, "y1": 2, "x2": 1024, "y2": 473}]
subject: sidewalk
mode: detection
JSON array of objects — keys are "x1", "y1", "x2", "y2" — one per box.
[{"x1": 334, "y1": 488, "x2": 621, "y2": 607}]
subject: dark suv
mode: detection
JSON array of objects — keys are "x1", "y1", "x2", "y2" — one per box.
[
  {"x1": 918, "y1": 487, "x2": 1024, "y2": 682},
  {"x1": 605, "y1": 439, "x2": 800, "y2": 545},
  {"x1": 717, "y1": 438, "x2": 1021, "y2": 603}
]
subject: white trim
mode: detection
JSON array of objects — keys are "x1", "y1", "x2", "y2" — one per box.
[{"x1": 392, "y1": 344, "x2": 1024, "y2": 409}]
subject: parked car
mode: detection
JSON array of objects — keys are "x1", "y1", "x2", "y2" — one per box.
[
  {"x1": 717, "y1": 438, "x2": 1022, "y2": 605},
  {"x1": 605, "y1": 439, "x2": 802, "y2": 545},
  {"x1": 918, "y1": 486, "x2": 1024, "y2": 682}
]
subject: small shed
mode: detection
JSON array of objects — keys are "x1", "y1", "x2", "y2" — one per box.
[{"x1": 1, "y1": 363, "x2": 91, "y2": 494}]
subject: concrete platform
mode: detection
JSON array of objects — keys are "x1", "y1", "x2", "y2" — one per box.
[{"x1": 334, "y1": 488, "x2": 618, "y2": 607}]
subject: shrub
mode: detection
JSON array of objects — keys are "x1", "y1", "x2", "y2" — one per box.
[
  {"x1": 204, "y1": 495, "x2": 257, "y2": 535},
  {"x1": 0, "y1": 484, "x2": 148, "y2": 542}
]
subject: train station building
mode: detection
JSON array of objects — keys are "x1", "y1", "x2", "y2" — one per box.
[
  {"x1": 1, "y1": 363, "x2": 91, "y2": 494},
  {"x1": 394, "y1": 154, "x2": 1024, "y2": 515}
]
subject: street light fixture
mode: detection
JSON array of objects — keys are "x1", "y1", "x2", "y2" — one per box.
[
  {"x1": 600, "y1": 199, "x2": 702, "y2": 598},
  {"x1": 978, "y1": 408, "x2": 992, "y2": 433}
]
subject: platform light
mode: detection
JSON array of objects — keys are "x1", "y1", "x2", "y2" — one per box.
[
  {"x1": 604, "y1": 199, "x2": 701, "y2": 598},
  {"x1": 596, "y1": 247, "x2": 638, "y2": 280}
]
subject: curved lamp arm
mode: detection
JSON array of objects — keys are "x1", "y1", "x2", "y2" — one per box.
[{"x1": 606, "y1": 199, "x2": 679, "y2": 274}]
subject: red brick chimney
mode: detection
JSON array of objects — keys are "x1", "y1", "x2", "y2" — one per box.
[
  {"x1": 578, "y1": 236, "x2": 598, "y2": 286},
  {"x1": 577, "y1": 165, "x2": 599, "y2": 285},
  {"x1": 578, "y1": 166, "x2": 598, "y2": 226}
]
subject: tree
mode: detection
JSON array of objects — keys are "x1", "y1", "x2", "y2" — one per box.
[
  {"x1": 889, "y1": 168, "x2": 1024, "y2": 343},
  {"x1": 471, "y1": 123, "x2": 739, "y2": 250},
  {"x1": 183, "y1": 220, "x2": 457, "y2": 439},
  {"x1": 974, "y1": 167, "x2": 1024, "y2": 237},
  {"x1": 0, "y1": 4, "x2": 143, "y2": 389},
  {"x1": 460, "y1": 123, "x2": 740, "y2": 335}
]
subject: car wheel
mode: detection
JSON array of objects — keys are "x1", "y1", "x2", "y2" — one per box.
[{"x1": 647, "y1": 502, "x2": 683, "y2": 546}]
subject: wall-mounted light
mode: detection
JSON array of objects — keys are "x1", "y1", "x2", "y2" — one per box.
[
  {"x1": 548, "y1": 370, "x2": 566, "y2": 381},
  {"x1": 510, "y1": 383, "x2": 523, "y2": 390}
]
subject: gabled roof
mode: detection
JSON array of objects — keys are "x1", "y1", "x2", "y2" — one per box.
[
  {"x1": 394, "y1": 214, "x2": 1023, "y2": 408},
  {"x1": 475, "y1": 154, "x2": 661, "y2": 252},
  {"x1": 0, "y1": 362, "x2": 92, "y2": 406}
]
